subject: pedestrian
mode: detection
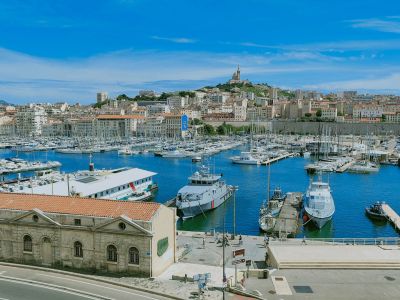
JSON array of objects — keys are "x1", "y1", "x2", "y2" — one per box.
[
  {"x1": 202, "y1": 237, "x2": 205, "y2": 248},
  {"x1": 264, "y1": 234, "x2": 269, "y2": 247},
  {"x1": 239, "y1": 234, "x2": 243, "y2": 245},
  {"x1": 240, "y1": 275, "x2": 245, "y2": 287}
]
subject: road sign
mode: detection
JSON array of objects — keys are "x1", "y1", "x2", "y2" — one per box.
[
  {"x1": 232, "y1": 248, "x2": 245, "y2": 258},
  {"x1": 181, "y1": 114, "x2": 188, "y2": 131},
  {"x1": 232, "y1": 258, "x2": 246, "y2": 265}
]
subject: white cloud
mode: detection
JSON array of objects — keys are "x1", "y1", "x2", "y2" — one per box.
[
  {"x1": 0, "y1": 46, "x2": 399, "y2": 103},
  {"x1": 239, "y1": 39, "x2": 400, "y2": 51},
  {"x1": 151, "y1": 35, "x2": 196, "y2": 44},
  {"x1": 304, "y1": 73, "x2": 400, "y2": 92},
  {"x1": 348, "y1": 17, "x2": 400, "y2": 34}
]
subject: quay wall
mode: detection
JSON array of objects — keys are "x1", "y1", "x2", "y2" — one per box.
[
  {"x1": 271, "y1": 120, "x2": 400, "y2": 135},
  {"x1": 205, "y1": 120, "x2": 400, "y2": 135}
]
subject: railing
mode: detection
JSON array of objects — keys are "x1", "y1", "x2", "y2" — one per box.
[{"x1": 272, "y1": 237, "x2": 400, "y2": 246}]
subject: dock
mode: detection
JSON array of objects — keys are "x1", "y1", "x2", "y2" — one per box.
[
  {"x1": 261, "y1": 153, "x2": 296, "y2": 165},
  {"x1": 381, "y1": 203, "x2": 400, "y2": 232},
  {"x1": 272, "y1": 192, "x2": 303, "y2": 237},
  {"x1": 335, "y1": 159, "x2": 356, "y2": 173}
]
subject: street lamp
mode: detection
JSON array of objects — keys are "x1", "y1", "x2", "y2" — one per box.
[{"x1": 232, "y1": 186, "x2": 239, "y2": 238}]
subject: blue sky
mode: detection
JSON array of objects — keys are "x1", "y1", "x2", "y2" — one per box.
[{"x1": 1, "y1": 0, "x2": 400, "y2": 103}]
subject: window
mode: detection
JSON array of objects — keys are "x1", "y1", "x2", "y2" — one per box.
[
  {"x1": 32, "y1": 215, "x2": 39, "y2": 222},
  {"x1": 74, "y1": 241, "x2": 83, "y2": 257},
  {"x1": 129, "y1": 247, "x2": 139, "y2": 265},
  {"x1": 23, "y1": 235, "x2": 32, "y2": 252},
  {"x1": 107, "y1": 245, "x2": 117, "y2": 262},
  {"x1": 74, "y1": 219, "x2": 81, "y2": 226},
  {"x1": 118, "y1": 222, "x2": 126, "y2": 230}
]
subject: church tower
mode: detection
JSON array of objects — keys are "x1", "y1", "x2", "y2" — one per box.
[{"x1": 236, "y1": 65, "x2": 240, "y2": 80}]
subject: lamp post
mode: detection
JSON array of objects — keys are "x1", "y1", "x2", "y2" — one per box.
[
  {"x1": 222, "y1": 215, "x2": 226, "y2": 300},
  {"x1": 232, "y1": 186, "x2": 239, "y2": 238}
]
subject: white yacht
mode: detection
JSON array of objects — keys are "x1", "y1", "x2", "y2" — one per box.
[
  {"x1": 162, "y1": 149, "x2": 187, "y2": 158},
  {"x1": 175, "y1": 165, "x2": 233, "y2": 219},
  {"x1": 348, "y1": 161, "x2": 379, "y2": 174},
  {"x1": 304, "y1": 176, "x2": 335, "y2": 229},
  {"x1": 118, "y1": 148, "x2": 137, "y2": 155},
  {"x1": 230, "y1": 152, "x2": 260, "y2": 165}
]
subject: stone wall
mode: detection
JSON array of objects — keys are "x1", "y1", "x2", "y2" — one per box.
[{"x1": 271, "y1": 120, "x2": 400, "y2": 135}]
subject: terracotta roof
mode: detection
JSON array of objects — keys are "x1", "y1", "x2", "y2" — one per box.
[
  {"x1": 96, "y1": 114, "x2": 145, "y2": 120},
  {"x1": 0, "y1": 193, "x2": 160, "y2": 221}
]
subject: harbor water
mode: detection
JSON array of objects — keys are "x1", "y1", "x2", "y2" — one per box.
[{"x1": 1, "y1": 147, "x2": 399, "y2": 238}]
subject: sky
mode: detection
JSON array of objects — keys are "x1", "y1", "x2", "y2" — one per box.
[{"x1": 1, "y1": 0, "x2": 400, "y2": 103}]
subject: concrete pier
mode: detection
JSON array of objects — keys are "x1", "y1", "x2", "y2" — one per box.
[
  {"x1": 272, "y1": 192, "x2": 303, "y2": 237},
  {"x1": 261, "y1": 152, "x2": 295, "y2": 165},
  {"x1": 336, "y1": 159, "x2": 356, "y2": 173},
  {"x1": 381, "y1": 203, "x2": 400, "y2": 232}
]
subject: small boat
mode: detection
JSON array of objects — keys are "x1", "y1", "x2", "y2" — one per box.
[
  {"x1": 127, "y1": 190, "x2": 153, "y2": 201},
  {"x1": 365, "y1": 201, "x2": 387, "y2": 221},
  {"x1": 230, "y1": 152, "x2": 260, "y2": 165},
  {"x1": 192, "y1": 156, "x2": 202, "y2": 163},
  {"x1": 118, "y1": 148, "x2": 136, "y2": 155}
]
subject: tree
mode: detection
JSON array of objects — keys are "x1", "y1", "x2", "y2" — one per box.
[
  {"x1": 190, "y1": 118, "x2": 203, "y2": 125},
  {"x1": 305, "y1": 113, "x2": 312, "y2": 118},
  {"x1": 316, "y1": 109, "x2": 322, "y2": 117},
  {"x1": 203, "y1": 124, "x2": 215, "y2": 135}
]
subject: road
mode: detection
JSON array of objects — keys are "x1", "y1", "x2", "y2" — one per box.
[{"x1": 0, "y1": 265, "x2": 170, "y2": 300}]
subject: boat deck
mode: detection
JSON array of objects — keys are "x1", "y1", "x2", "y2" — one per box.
[{"x1": 381, "y1": 203, "x2": 400, "y2": 232}]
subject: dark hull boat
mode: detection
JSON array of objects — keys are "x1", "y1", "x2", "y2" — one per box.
[{"x1": 365, "y1": 202, "x2": 387, "y2": 221}]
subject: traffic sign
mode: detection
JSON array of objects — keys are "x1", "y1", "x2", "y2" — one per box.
[
  {"x1": 181, "y1": 114, "x2": 188, "y2": 131},
  {"x1": 232, "y1": 248, "x2": 245, "y2": 258},
  {"x1": 232, "y1": 258, "x2": 246, "y2": 265}
]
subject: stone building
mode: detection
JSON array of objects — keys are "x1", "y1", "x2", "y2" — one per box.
[{"x1": 0, "y1": 193, "x2": 176, "y2": 277}]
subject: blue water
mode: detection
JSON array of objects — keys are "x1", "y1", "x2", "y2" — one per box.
[{"x1": 1, "y1": 148, "x2": 399, "y2": 238}]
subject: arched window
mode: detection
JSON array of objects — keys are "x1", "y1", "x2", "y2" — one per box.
[
  {"x1": 129, "y1": 247, "x2": 139, "y2": 265},
  {"x1": 107, "y1": 245, "x2": 117, "y2": 262},
  {"x1": 74, "y1": 241, "x2": 83, "y2": 258},
  {"x1": 23, "y1": 235, "x2": 32, "y2": 252}
]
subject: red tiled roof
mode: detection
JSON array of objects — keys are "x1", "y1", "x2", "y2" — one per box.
[{"x1": 0, "y1": 193, "x2": 160, "y2": 221}]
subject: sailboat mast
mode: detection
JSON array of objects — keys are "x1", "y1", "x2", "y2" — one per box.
[{"x1": 267, "y1": 162, "x2": 271, "y2": 204}]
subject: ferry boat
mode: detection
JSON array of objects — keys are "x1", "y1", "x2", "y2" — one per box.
[
  {"x1": 16, "y1": 167, "x2": 156, "y2": 201},
  {"x1": 230, "y1": 152, "x2": 260, "y2": 165},
  {"x1": 175, "y1": 165, "x2": 233, "y2": 219},
  {"x1": 303, "y1": 175, "x2": 335, "y2": 229}
]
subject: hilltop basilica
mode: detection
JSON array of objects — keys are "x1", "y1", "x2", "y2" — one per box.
[{"x1": 228, "y1": 65, "x2": 250, "y2": 85}]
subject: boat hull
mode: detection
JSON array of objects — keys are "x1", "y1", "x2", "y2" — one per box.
[
  {"x1": 177, "y1": 189, "x2": 233, "y2": 219},
  {"x1": 304, "y1": 211, "x2": 333, "y2": 229},
  {"x1": 365, "y1": 208, "x2": 387, "y2": 221}
]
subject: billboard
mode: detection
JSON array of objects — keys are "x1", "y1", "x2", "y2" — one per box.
[{"x1": 181, "y1": 114, "x2": 188, "y2": 131}]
